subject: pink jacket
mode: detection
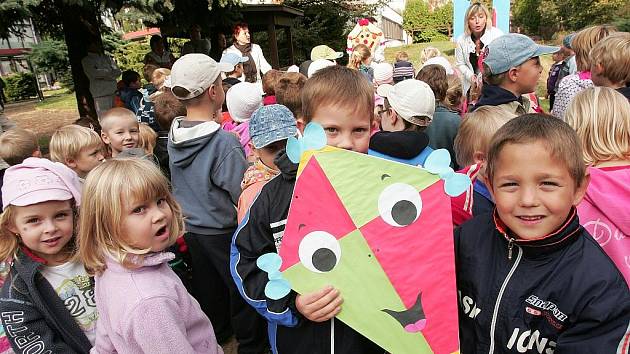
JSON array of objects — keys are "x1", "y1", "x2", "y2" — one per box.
[
  {"x1": 91, "y1": 253, "x2": 222, "y2": 354},
  {"x1": 578, "y1": 166, "x2": 630, "y2": 285}
]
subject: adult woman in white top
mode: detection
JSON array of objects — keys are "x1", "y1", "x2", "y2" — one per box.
[
  {"x1": 454, "y1": 2, "x2": 503, "y2": 97},
  {"x1": 223, "y1": 23, "x2": 272, "y2": 84}
]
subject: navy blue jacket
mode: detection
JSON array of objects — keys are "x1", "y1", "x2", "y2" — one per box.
[{"x1": 455, "y1": 209, "x2": 630, "y2": 354}]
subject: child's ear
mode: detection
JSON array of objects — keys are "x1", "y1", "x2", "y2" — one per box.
[
  {"x1": 472, "y1": 151, "x2": 486, "y2": 166},
  {"x1": 32, "y1": 149, "x2": 42, "y2": 158},
  {"x1": 101, "y1": 132, "x2": 111, "y2": 145},
  {"x1": 296, "y1": 117, "x2": 305, "y2": 133},
  {"x1": 507, "y1": 67, "x2": 519, "y2": 83},
  {"x1": 591, "y1": 63, "x2": 604, "y2": 76},
  {"x1": 65, "y1": 158, "x2": 77, "y2": 169},
  {"x1": 573, "y1": 171, "x2": 591, "y2": 206},
  {"x1": 6, "y1": 223, "x2": 19, "y2": 236}
]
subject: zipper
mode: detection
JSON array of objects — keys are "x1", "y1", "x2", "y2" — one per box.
[{"x1": 489, "y1": 245, "x2": 522, "y2": 354}]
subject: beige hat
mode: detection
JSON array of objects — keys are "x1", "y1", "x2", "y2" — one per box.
[
  {"x1": 311, "y1": 45, "x2": 343, "y2": 61},
  {"x1": 376, "y1": 80, "x2": 435, "y2": 127},
  {"x1": 171, "y1": 53, "x2": 234, "y2": 100}
]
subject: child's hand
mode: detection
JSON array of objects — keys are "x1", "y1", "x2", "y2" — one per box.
[{"x1": 295, "y1": 286, "x2": 343, "y2": 322}]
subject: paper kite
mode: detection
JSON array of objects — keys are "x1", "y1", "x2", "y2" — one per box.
[
  {"x1": 347, "y1": 18, "x2": 385, "y2": 55},
  {"x1": 257, "y1": 124, "x2": 465, "y2": 354}
]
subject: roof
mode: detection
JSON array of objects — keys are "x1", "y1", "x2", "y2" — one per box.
[
  {"x1": 240, "y1": 4, "x2": 304, "y2": 17},
  {"x1": 122, "y1": 27, "x2": 161, "y2": 41},
  {"x1": 0, "y1": 48, "x2": 31, "y2": 57}
]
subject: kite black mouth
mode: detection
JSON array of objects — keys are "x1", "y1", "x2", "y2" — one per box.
[{"x1": 381, "y1": 292, "x2": 426, "y2": 333}]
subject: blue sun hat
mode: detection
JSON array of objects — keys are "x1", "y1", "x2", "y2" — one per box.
[
  {"x1": 485, "y1": 33, "x2": 560, "y2": 75},
  {"x1": 249, "y1": 104, "x2": 298, "y2": 149}
]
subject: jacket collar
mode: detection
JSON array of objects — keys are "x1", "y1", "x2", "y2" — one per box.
[
  {"x1": 104, "y1": 251, "x2": 174, "y2": 273},
  {"x1": 493, "y1": 208, "x2": 582, "y2": 257}
]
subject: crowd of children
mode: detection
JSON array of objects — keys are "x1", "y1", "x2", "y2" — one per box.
[{"x1": 0, "y1": 17, "x2": 627, "y2": 354}]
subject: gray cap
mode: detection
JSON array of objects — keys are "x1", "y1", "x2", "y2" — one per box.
[{"x1": 485, "y1": 33, "x2": 559, "y2": 75}]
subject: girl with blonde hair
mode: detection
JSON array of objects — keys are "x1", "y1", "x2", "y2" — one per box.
[
  {"x1": 551, "y1": 24, "x2": 618, "y2": 119},
  {"x1": 565, "y1": 86, "x2": 630, "y2": 284},
  {"x1": 0, "y1": 158, "x2": 95, "y2": 352},
  {"x1": 78, "y1": 158, "x2": 221, "y2": 353},
  {"x1": 347, "y1": 43, "x2": 374, "y2": 83}
]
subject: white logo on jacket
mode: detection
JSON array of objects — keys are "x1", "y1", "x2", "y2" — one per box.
[{"x1": 507, "y1": 327, "x2": 556, "y2": 354}]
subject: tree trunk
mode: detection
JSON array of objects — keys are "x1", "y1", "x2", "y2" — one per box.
[{"x1": 59, "y1": 1, "x2": 102, "y2": 119}]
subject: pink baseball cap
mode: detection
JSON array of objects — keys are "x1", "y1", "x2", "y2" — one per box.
[{"x1": 2, "y1": 157, "x2": 82, "y2": 210}]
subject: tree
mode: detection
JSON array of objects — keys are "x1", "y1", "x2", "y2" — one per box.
[
  {"x1": 0, "y1": 0, "x2": 241, "y2": 118},
  {"x1": 403, "y1": 0, "x2": 453, "y2": 43},
  {"x1": 28, "y1": 39, "x2": 72, "y2": 89}
]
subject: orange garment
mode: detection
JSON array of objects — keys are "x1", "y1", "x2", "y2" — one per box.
[{"x1": 237, "y1": 160, "x2": 279, "y2": 224}]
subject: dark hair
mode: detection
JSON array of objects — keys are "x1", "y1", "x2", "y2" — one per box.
[
  {"x1": 153, "y1": 90, "x2": 187, "y2": 131},
  {"x1": 122, "y1": 70, "x2": 141, "y2": 86},
  {"x1": 486, "y1": 113, "x2": 586, "y2": 187},
  {"x1": 276, "y1": 72, "x2": 307, "y2": 119},
  {"x1": 149, "y1": 35, "x2": 163, "y2": 50},
  {"x1": 262, "y1": 69, "x2": 280, "y2": 95},
  {"x1": 232, "y1": 22, "x2": 249, "y2": 39},
  {"x1": 74, "y1": 116, "x2": 102, "y2": 135},
  {"x1": 416, "y1": 64, "x2": 448, "y2": 102}
]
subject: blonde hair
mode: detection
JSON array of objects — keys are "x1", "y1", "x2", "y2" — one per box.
[
  {"x1": 454, "y1": 106, "x2": 516, "y2": 167},
  {"x1": 302, "y1": 65, "x2": 374, "y2": 124},
  {"x1": 347, "y1": 44, "x2": 371, "y2": 70},
  {"x1": 445, "y1": 74, "x2": 463, "y2": 112},
  {"x1": 100, "y1": 107, "x2": 138, "y2": 131},
  {"x1": 565, "y1": 87, "x2": 630, "y2": 165},
  {"x1": 78, "y1": 159, "x2": 184, "y2": 274},
  {"x1": 0, "y1": 200, "x2": 77, "y2": 262},
  {"x1": 395, "y1": 51, "x2": 410, "y2": 62},
  {"x1": 0, "y1": 128, "x2": 39, "y2": 166},
  {"x1": 589, "y1": 32, "x2": 630, "y2": 85},
  {"x1": 464, "y1": 3, "x2": 492, "y2": 36},
  {"x1": 50, "y1": 125, "x2": 103, "y2": 163},
  {"x1": 151, "y1": 68, "x2": 171, "y2": 90},
  {"x1": 138, "y1": 124, "x2": 158, "y2": 154},
  {"x1": 572, "y1": 24, "x2": 618, "y2": 72},
  {"x1": 420, "y1": 47, "x2": 441, "y2": 63}
]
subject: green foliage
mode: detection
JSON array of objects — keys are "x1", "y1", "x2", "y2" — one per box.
[
  {"x1": 513, "y1": 0, "x2": 626, "y2": 38},
  {"x1": 5, "y1": 72, "x2": 38, "y2": 101},
  {"x1": 112, "y1": 40, "x2": 150, "y2": 77},
  {"x1": 28, "y1": 39, "x2": 69, "y2": 74},
  {"x1": 282, "y1": 0, "x2": 384, "y2": 65},
  {"x1": 403, "y1": 0, "x2": 453, "y2": 43}
]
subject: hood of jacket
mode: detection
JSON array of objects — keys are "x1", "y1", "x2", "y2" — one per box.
[
  {"x1": 473, "y1": 85, "x2": 523, "y2": 110},
  {"x1": 274, "y1": 150, "x2": 298, "y2": 181},
  {"x1": 368, "y1": 130, "x2": 430, "y2": 159},
  {"x1": 168, "y1": 117, "x2": 221, "y2": 168},
  {"x1": 581, "y1": 165, "x2": 630, "y2": 235}
]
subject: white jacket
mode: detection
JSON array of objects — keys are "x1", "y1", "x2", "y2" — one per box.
[
  {"x1": 81, "y1": 52, "x2": 121, "y2": 98},
  {"x1": 223, "y1": 44, "x2": 272, "y2": 83},
  {"x1": 454, "y1": 27, "x2": 504, "y2": 95}
]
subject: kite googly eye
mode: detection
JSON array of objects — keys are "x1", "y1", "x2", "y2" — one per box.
[
  {"x1": 298, "y1": 231, "x2": 341, "y2": 273},
  {"x1": 378, "y1": 183, "x2": 422, "y2": 227}
]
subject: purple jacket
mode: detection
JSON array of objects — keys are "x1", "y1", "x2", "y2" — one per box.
[{"x1": 91, "y1": 252, "x2": 222, "y2": 354}]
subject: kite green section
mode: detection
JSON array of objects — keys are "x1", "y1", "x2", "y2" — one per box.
[
  {"x1": 283, "y1": 230, "x2": 432, "y2": 354},
  {"x1": 314, "y1": 150, "x2": 440, "y2": 227}
]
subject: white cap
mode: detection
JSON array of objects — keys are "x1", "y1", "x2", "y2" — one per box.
[
  {"x1": 373, "y1": 62, "x2": 394, "y2": 85},
  {"x1": 287, "y1": 65, "x2": 300, "y2": 73},
  {"x1": 308, "y1": 59, "x2": 335, "y2": 78},
  {"x1": 376, "y1": 80, "x2": 435, "y2": 126},
  {"x1": 226, "y1": 82, "x2": 263, "y2": 123},
  {"x1": 422, "y1": 56, "x2": 454, "y2": 75},
  {"x1": 171, "y1": 54, "x2": 234, "y2": 100}
]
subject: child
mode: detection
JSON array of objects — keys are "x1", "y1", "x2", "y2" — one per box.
[
  {"x1": 232, "y1": 65, "x2": 382, "y2": 354},
  {"x1": 168, "y1": 54, "x2": 268, "y2": 352},
  {"x1": 237, "y1": 104, "x2": 297, "y2": 223},
  {"x1": 589, "y1": 32, "x2": 630, "y2": 100},
  {"x1": 392, "y1": 51, "x2": 415, "y2": 83},
  {"x1": 551, "y1": 25, "x2": 617, "y2": 119},
  {"x1": 419, "y1": 46, "x2": 441, "y2": 64},
  {"x1": 417, "y1": 65, "x2": 461, "y2": 169},
  {"x1": 372, "y1": 62, "x2": 394, "y2": 130},
  {"x1": 473, "y1": 33, "x2": 558, "y2": 114},
  {"x1": 565, "y1": 87, "x2": 630, "y2": 284},
  {"x1": 0, "y1": 128, "x2": 40, "y2": 166},
  {"x1": 262, "y1": 69, "x2": 279, "y2": 105},
  {"x1": 138, "y1": 123, "x2": 158, "y2": 155},
  {"x1": 275, "y1": 72, "x2": 307, "y2": 121},
  {"x1": 99, "y1": 107, "x2": 140, "y2": 158},
  {"x1": 77, "y1": 158, "x2": 222, "y2": 353},
  {"x1": 455, "y1": 114, "x2": 630, "y2": 352},
  {"x1": 49, "y1": 125, "x2": 104, "y2": 180},
  {"x1": 546, "y1": 49, "x2": 566, "y2": 110},
  {"x1": 153, "y1": 90, "x2": 186, "y2": 180},
  {"x1": 116, "y1": 70, "x2": 143, "y2": 114},
  {"x1": 136, "y1": 67, "x2": 171, "y2": 132},
  {"x1": 369, "y1": 79, "x2": 434, "y2": 166},
  {"x1": 451, "y1": 106, "x2": 516, "y2": 226},
  {"x1": 224, "y1": 82, "x2": 263, "y2": 158},
  {"x1": 0, "y1": 158, "x2": 96, "y2": 352},
  {"x1": 347, "y1": 44, "x2": 373, "y2": 83},
  {"x1": 446, "y1": 75, "x2": 464, "y2": 114},
  {"x1": 220, "y1": 52, "x2": 248, "y2": 91}
]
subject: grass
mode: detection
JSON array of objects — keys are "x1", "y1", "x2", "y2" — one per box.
[
  {"x1": 36, "y1": 90, "x2": 77, "y2": 110},
  {"x1": 384, "y1": 40, "x2": 555, "y2": 108}
]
